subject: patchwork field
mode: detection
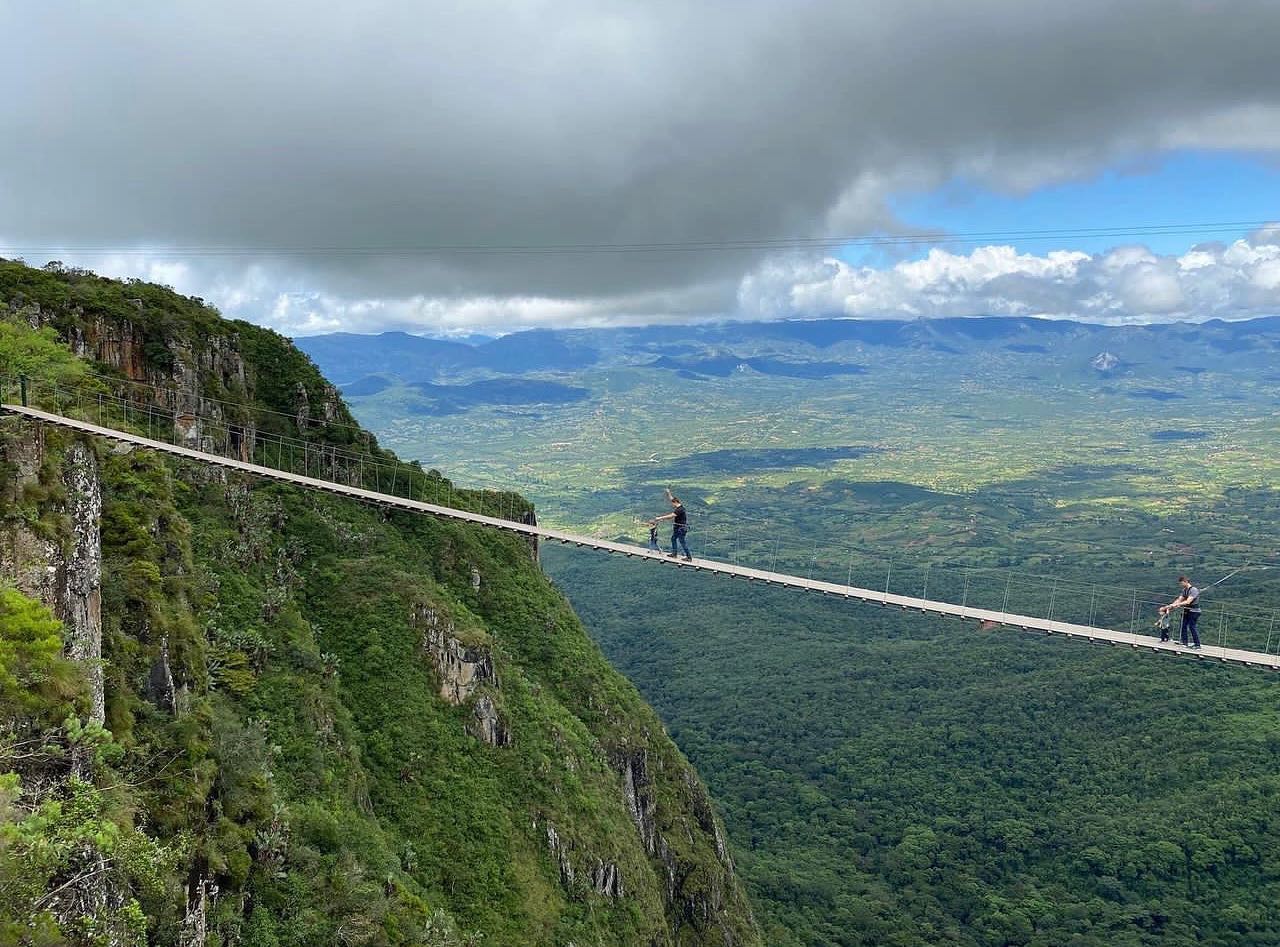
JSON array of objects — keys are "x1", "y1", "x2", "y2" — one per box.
[{"x1": 321, "y1": 319, "x2": 1280, "y2": 617}]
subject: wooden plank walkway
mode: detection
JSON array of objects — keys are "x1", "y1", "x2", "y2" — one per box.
[{"x1": 7, "y1": 402, "x2": 1278, "y2": 672}]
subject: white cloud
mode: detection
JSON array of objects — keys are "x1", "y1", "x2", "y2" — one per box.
[
  {"x1": 190, "y1": 277, "x2": 736, "y2": 337},
  {"x1": 10, "y1": 228, "x2": 1280, "y2": 335},
  {"x1": 737, "y1": 226, "x2": 1280, "y2": 325}
]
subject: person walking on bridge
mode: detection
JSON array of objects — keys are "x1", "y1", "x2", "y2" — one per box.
[
  {"x1": 653, "y1": 489, "x2": 692, "y2": 561},
  {"x1": 1160, "y1": 575, "x2": 1202, "y2": 649}
]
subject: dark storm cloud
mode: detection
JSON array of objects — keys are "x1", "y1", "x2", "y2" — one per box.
[{"x1": 3, "y1": 1, "x2": 1280, "y2": 330}]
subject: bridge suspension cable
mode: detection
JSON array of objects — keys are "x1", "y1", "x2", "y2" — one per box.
[
  {"x1": 12, "y1": 372, "x2": 1279, "y2": 603},
  {"x1": 60, "y1": 368, "x2": 1280, "y2": 577},
  {"x1": 4, "y1": 372, "x2": 1279, "y2": 671}
]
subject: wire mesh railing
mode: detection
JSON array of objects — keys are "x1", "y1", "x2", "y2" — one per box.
[
  {"x1": 687, "y1": 535, "x2": 1280, "y2": 655},
  {"x1": 0, "y1": 372, "x2": 533, "y2": 525},
  {"x1": 5, "y1": 371, "x2": 1278, "y2": 656}
]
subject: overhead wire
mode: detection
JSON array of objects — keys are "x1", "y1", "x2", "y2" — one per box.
[{"x1": 2, "y1": 218, "x2": 1276, "y2": 258}]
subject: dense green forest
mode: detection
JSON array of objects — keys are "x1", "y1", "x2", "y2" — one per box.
[
  {"x1": 0, "y1": 260, "x2": 759, "y2": 945},
  {"x1": 545, "y1": 540, "x2": 1280, "y2": 947},
  {"x1": 319, "y1": 305, "x2": 1280, "y2": 945}
]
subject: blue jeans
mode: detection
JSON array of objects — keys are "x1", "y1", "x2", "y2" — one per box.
[
  {"x1": 1181, "y1": 611, "x2": 1201, "y2": 646},
  {"x1": 671, "y1": 526, "x2": 690, "y2": 557}
]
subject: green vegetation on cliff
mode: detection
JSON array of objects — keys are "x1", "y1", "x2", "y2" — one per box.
[{"x1": 0, "y1": 260, "x2": 758, "y2": 945}]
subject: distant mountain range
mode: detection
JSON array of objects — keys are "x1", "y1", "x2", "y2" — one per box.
[
  {"x1": 296, "y1": 315, "x2": 1280, "y2": 388},
  {"x1": 296, "y1": 328, "x2": 599, "y2": 383}
]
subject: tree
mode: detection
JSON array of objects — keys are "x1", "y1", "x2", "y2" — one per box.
[
  {"x1": 0, "y1": 321, "x2": 86, "y2": 389},
  {"x1": 0, "y1": 587, "x2": 82, "y2": 726}
]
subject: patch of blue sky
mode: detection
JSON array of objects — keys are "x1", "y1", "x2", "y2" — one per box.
[{"x1": 841, "y1": 151, "x2": 1280, "y2": 266}]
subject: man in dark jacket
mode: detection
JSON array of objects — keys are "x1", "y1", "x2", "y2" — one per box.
[{"x1": 653, "y1": 488, "x2": 692, "y2": 561}]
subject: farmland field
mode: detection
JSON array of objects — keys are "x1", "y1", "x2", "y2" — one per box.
[{"x1": 322, "y1": 319, "x2": 1280, "y2": 609}]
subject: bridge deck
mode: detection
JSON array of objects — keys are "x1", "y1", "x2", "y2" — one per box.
[{"x1": 7, "y1": 402, "x2": 1277, "y2": 672}]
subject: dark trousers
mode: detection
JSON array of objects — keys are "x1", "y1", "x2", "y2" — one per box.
[
  {"x1": 671, "y1": 526, "x2": 690, "y2": 557},
  {"x1": 1181, "y1": 610, "x2": 1201, "y2": 646}
]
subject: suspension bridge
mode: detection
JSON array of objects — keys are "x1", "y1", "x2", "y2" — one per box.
[{"x1": 4, "y1": 381, "x2": 1279, "y2": 672}]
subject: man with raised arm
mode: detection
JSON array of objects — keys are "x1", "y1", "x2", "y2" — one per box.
[
  {"x1": 1159, "y1": 575, "x2": 1202, "y2": 649},
  {"x1": 653, "y1": 488, "x2": 692, "y2": 561}
]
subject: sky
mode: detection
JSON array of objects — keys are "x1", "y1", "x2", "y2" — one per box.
[{"x1": 3, "y1": 1, "x2": 1280, "y2": 336}]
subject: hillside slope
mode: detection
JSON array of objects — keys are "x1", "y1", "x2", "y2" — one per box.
[{"x1": 0, "y1": 260, "x2": 759, "y2": 946}]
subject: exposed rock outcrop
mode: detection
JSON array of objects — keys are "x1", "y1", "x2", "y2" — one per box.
[
  {"x1": 0, "y1": 428, "x2": 104, "y2": 725},
  {"x1": 590, "y1": 859, "x2": 624, "y2": 899},
  {"x1": 27, "y1": 302, "x2": 247, "y2": 402},
  {"x1": 292, "y1": 379, "x2": 342, "y2": 428},
  {"x1": 147, "y1": 635, "x2": 178, "y2": 714},
  {"x1": 612, "y1": 743, "x2": 745, "y2": 941},
  {"x1": 293, "y1": 382, "x2": 311, "y2": 428},
  {"x1": 615, "y1": 746, "x2": 658, "y2": 855},
  {"x1": 66, "y1": 311, "x2": 152, "y2": 381},
  {"x1": 468, "y1": 693, "x2": 511, "y2": 747},
  {"x1": 61, "y1": 441, "x2": 104, "y2": 725},
  {"x1": 540, "y1": 820, "x2": 624, "y2": 900},
  {"x1": 25, "y1": 301, "x2": 259, "y2": 460},
  {"x1": 520, "y1": 509, "x2": 540, "y2": 563},
  {"x1": 415, "y1": 603, "x2": 496, "y2": 705},
  {"x1": 415, "y1": 602, "x2": 512, "y2": 746},
  {"x1": 179, "y1": 878, "x2": 218, "y2": 947}
]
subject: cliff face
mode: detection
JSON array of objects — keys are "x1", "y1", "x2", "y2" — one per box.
[
  {"x1": 0, "y1": 429, "x2": 104, "y2": 725},
  {"x1": 0, "y1": 260, "x2": 759, "y2": 946}
]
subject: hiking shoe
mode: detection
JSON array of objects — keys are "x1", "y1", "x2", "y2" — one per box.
[
  {"x1": 683, "y1": 555, "x2": 693, "y2": 562},
  {"x1": 1190, "y1": 644, "x2": 1202, "y2": 650},
  {"x1": 667, "y1": 553, "x2": 678, "y2": 559}
]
